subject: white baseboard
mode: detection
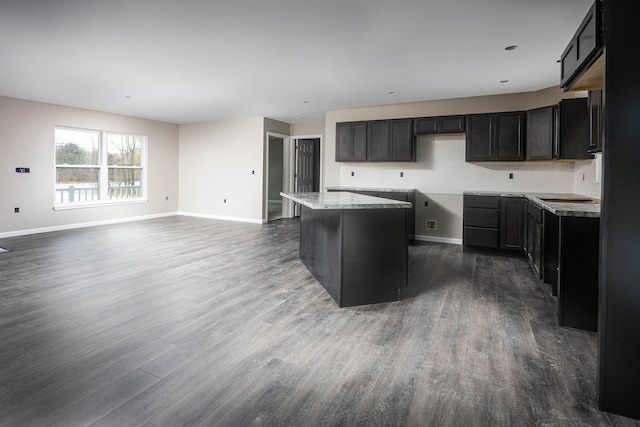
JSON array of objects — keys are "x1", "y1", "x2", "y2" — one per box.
[
  {"x1": 0, "y1": 212, "x2": 179, "y2": 238},
  {"x1": 178, "y1": 211, "x2": 264, "y2": 225},
  {"x1": 413, "y1": 234, "x2": 463, "y2": 245}
]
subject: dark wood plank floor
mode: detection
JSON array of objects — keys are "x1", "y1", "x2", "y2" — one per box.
[{"x1": 0, "y1": 216, "x2": 638, "y2": 427}]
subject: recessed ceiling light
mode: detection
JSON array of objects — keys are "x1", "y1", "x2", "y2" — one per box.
[
  {"x1": 500, "y1": 80, "x2": 510, "y2": 83},
  {"x1": 125, "y1": 95, "x2": 133, "y2": 99},
  {"x1": 505, "y1": 45, "x2": 518, "y2": 51},
  {"x1": 303, "y1": 100, "x2": 309, "y2": 104},
  {"x1": 388, "y1": 91, "x2": 395, "y2": 95}
]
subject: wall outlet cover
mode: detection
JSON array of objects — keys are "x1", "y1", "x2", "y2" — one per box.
[{"x1": 426, "y1": 220, "x2": 437, "y2": 230}]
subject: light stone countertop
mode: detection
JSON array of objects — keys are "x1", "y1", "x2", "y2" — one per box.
[
  {"x1": 463, "y1": 190, "x2": 600, "y2": 218},
  {"x1": 325, "y1": 186, "x2": 415, "y2": 193},
  {"x1": 281, "y1": 192, "x2": 412, "y2": 210}
]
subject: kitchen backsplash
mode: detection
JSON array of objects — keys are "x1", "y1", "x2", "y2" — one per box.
[{"x1": 338, "y1": 134, "x2": 600, "y2": 196}]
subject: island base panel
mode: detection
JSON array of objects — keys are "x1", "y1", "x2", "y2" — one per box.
[{"x1": 300, "y1": 206, "x2": 407, "y2": 307}]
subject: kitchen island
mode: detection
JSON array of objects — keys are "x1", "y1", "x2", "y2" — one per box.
[{"x1": 281, "y1": 191, "x2": 412, "y2": 307}]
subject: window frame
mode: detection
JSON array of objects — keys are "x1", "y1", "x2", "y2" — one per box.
[{"x1": 53, "y1": 126, "x2": 148, "y2": 210}]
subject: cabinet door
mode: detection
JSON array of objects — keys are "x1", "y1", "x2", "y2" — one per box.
[
  {"x1": 526, "y1": 214, "x2": 543, "y2": 279},
  {"x1": 466, "y1": 114, "x2": 493, "y2": 161},
  {"x1": 575, "y1": 3, "x2": 599, "y2": 70},
  {"x1": 561, "y1": 43, "x2": 576, "y2": 88},
  {"x1": 336, "y1": 122, "x2": 367, "y2": 162},
  {"x1": 500, "y1": 197, "x2": 526, "y2": 251},
  {"x1": 557, "y1": 98, "x2": 589, "y2": 160},
  {"x1": 352, "y1": 122, "x2": 367, "y2": 160},
  {"x1": 494, "y1": 112, "x2": 525, "y2": 161},
  {"x1": 527, "y1": 106, "x2": 555, "y2": 160},
  {"x1": 588, "y1": 90, "x2": 603, "y2": 153},
  {"x1": 414, "y1": 117, "x2": 438, "y2": 134},
  {"x1": 439, "y1": 116, "x2": 465, "y2": 133},
  {"x1": 335, "y1": 122, "x2": 353, "y2": 161},
  {"x1": 389, "y1": 119, "x2": 414, "y2": 161},
  {"x1": 367, "y1": 120, "x2": 390, "y2": 161}
]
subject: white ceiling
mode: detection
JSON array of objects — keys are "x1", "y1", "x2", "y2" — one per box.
[{"x1": 0, "y1": 0, "x2": 592, "y2": 124}]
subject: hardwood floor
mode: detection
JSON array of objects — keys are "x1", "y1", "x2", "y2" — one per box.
[{"x1": 0, "y1": 216, "x2": 638, "y2": 427}]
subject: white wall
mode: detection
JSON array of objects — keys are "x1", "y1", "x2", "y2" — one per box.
[
  {"x1": 0, "y1": 96, "x2": 179, "y2": 237},
  {"x1": 179, "y1": 117, "x2": 266, "y2": 223},
  {"x1": 323, "y1": 87, "x2": 602, "y2": 243}
]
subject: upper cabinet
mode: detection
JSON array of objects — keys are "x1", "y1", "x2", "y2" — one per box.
[
  {"x1": 527, "y1": 98, "x2": 590, "y2": 161},
  {"x1": 336, "y1": 119, "x2": 415, "y2": 162},
  {"x1": 588, "y1": 90, "x2": 603, "y2": 153},
  {"x1": 561, "y1": 1, "x2": 603, "y2": 91},
  {"x1": 336, "y1": 121, "x2": 367, "y2": 162},
  {"x1": 466, "y1": 112, "x2": 526, "y2": 162},
  {"x1": 414, "y1": 115, "x2": 465, "y2": 135}
]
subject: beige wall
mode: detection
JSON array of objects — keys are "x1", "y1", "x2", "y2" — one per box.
[
  {"x1": 0, "y1": 96, "x2": 179, "y2": 237},
  {"x1": 179, "y1": 117, "x2": 265, "y2": 223},
  {"x1": 323, "y1": 87, "x2": 602, "y2": 243}
]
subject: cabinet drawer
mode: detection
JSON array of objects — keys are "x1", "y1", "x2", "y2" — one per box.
[
  {"x1": 464, "y1": 195, "x2": 500, "y2": 209},
  {"x1": 464, "y1": 227, "x2": 499, "y2": 248},
  {"x1": 528, "y1": 202, "x2": 543, "y2": 223},
  {"x1": 464, "y1": 207, "x2": 499, "y2": 228}
]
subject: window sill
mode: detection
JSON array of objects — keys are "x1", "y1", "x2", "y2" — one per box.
[{"x1": 53, "y1": 199, "x2": 148, "y2": 211}]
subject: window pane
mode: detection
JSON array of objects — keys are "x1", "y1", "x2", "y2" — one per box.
[
  {"x1": 108, "y1": 168, "x2": 143, "y2": 199},
  {"x1": 55, "y1": 167, "x2": 100, "y2": 203},
  {"x1": 55, "y1": 128, "x2": 100, "y2": 165},
  {"x1": 107, "y1": 134, "x2": 142, "y2": 166}
]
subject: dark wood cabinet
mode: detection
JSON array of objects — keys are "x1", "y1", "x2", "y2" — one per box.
[
  {"x1": 367, "y1": 119, "x2": 415, "y2": 162},
  {"x1": 466, "y1": 112, "x2": 526, "y2": 162},
  {"x1": 500, "y1": 197, "x2": 527, "y2": 251},
  {"x1": 556, "y1": 98, "x2": 590, "y2": 159},
  {"x1": 588, "y1": 89, "x2": 603, "y2": 153},
  {"x1": 525, "y1": 202, "x2": 543, "y2": 279},
  {"x1": 336, "y1": 119, "x2": 414, "y2": 162},
  {"x1": 527, "y1": 106, "x2": 555, "y2": 160},
  {"x1": 367, "y1": 120, "x2": 390, "y2": 161},
  {"x1": 414, "y1": 115, "x2": 465, "y2": 135},
  {"x1": 335, "y1": 121, "x2": 367, "y2": 162},
  {"x1": 389, "y1": 119, "x2": 415, "y2": 161},
  {"x1": 526, "y1": 98, "x2": 590, "y2": 161},
  {"x1": 463, "y1": 195, "x2": 526, "y2": 253},
  {"x1": 560, "y1": 1, "x2": 603, "y2": 90}
]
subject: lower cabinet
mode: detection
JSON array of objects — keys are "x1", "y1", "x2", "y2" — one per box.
[
  {"x1": 525, "y1": 201, "x2": 544, "y2": 279},
  {"x1": 544, "y1": 212, "x2": 600, "y2": 331},
  {"x1": 463, "y1": 195, "x2": 526, "y2": 254}
]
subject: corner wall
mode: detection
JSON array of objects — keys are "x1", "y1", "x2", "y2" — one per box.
[
  {"x1": 178, "y1": 117, "x2": 266, "y2": 223},
  {"x1": 0, "y1": 96, "x2": 179, "y2": 237}
]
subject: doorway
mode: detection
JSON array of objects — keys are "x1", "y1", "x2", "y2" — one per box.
[
  {"x1": 265, "y1": 133, "x2": 321, "y2": 221},
  {"x1": 293, "y1": 137, "x2": 321, "y2": 217},
  {"x1": 267, "y1": 135, "x2": 285, "y2": 221}
]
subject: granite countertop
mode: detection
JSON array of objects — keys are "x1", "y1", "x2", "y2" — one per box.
[
  {"x1": 281, "y1": 192, "x2": 412, "y2": 210},
  {"x1": 464, "y1": 190, "x2": 600, "y2": 218},
  {"x1": 325, "y1": 186, "x2": 415, "y2": 193}
]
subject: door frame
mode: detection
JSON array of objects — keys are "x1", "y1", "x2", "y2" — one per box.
[
  {"x1": 291, "y1": 134, "x2": 323, "y2": 217},
  {"x1": 265, "y1": 132, "x2": 291, "y2": 222}
]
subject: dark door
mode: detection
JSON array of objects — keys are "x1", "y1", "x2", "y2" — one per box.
[{"x1": 296, "y1": 139, "x2": 314, "y2": 192}]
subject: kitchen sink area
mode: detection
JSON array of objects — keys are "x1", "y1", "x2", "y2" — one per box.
[{"x1": 536, "y1": 196, "x2": 600, "y2": 204}]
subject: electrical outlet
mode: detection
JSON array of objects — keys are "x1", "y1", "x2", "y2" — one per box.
[
  {"x1": 426, "y1": 220, "x2": 437, "y2": 230},
  {"x1": 400, "y1": 172, "x2": 404, "y2": 177},
  {"x1": 224, "y1": 199, "x2": 227, "y2": 203},
  {"x1": 14, "y1": 207, "x2": 20, "y2": 213},
  {"x1": 165, "y1": 196, "x2": 169, "y2": 201},
  {"x1": 424, "y1": 201, "x2": 429, "y2": 207},
  {"x1": 351, "y1": 171, "x2": 354, "y2": 177},
  {"x1": 509, "y1": 173, "x2": 514, "y2": 179}
]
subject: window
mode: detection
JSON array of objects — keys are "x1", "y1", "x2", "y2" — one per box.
[{"x1": 54, "y1": 127, "x2": 147, "y2": 207}]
